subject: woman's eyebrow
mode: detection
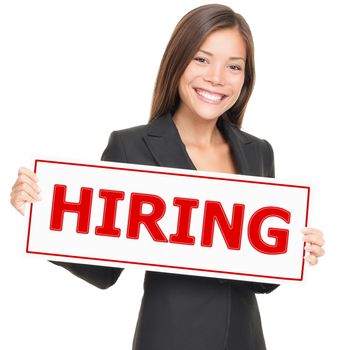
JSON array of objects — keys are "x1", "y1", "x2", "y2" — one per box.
[{"x1": 198, "y1": 49, "x2": 245, "y2": 62}]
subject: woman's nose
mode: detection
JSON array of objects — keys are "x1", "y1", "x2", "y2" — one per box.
[{"x1": 204, "y1": 64, "x2": 225, "y2": 85}]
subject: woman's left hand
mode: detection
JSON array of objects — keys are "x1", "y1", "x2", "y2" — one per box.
[{"x1": 302, "y1": 228, "x2": 325, "y2": 266}]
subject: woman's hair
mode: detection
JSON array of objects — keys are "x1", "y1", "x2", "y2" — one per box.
[{"x1": 148, "y1": 3, "x2": 255, "y2": 128}]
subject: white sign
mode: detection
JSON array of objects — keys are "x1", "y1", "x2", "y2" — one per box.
[{"x1": 25, "y1": 158, "x2": 310, "y2": 284}]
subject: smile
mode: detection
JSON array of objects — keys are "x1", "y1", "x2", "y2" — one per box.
[{"x1": 194, "y1": 88, "x2": 227, "y2": 104}]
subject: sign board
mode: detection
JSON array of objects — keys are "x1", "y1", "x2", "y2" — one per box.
[{"x1": 25, "y1": 158, "x2": 310, "y2": 284}]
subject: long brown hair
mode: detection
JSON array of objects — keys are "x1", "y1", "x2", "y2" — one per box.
[{"x1": 148, "y1": 4, "x2": 255, "y2": 128}]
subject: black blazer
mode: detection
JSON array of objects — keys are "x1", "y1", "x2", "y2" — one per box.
[{"x1": 52, "y1": 111, "x2": 279, "y2": 350}]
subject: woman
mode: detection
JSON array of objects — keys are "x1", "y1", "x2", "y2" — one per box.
[{"x1": 10, "y1": 4, "x2": 325, "y2": 350}]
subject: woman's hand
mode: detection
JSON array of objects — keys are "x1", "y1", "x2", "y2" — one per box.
[
  {"x1": 302, "y1": 228, "x2": 325, "y2": 265},
  {"x1": 10, "y1": 167, "x2": 42, "y2": 216}
]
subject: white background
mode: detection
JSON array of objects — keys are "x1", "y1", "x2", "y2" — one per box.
[{"x1": 0, "y1": 0, "x2": 348, "y2": 349}]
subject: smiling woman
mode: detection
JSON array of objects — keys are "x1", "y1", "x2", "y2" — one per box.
[
  {"x1": 10, "y1": 3, "x2": 325, "y2": 350},
  {"x1": 149, "y1": 5, "x2": 255, "y2": 128},
  {"x1": 173, "y1": 27, "x2": 248, "y2": 173},
  {"x1": 177, "y1": 28, "x2": 246, "y2": 119}
]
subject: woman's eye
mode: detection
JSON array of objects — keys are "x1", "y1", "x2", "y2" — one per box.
[
  {"x1": 229, "y1": 65, "x2": 241, "y2": 71},
  {"x1": 194, "y1": 57, "x2": 207, "y2": 63}
]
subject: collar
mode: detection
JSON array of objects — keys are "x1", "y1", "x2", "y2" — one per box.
[{"x1": 144, "y1": 111, "x2": 251, "y2": 174}]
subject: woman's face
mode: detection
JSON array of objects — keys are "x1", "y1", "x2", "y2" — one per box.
[{"x1": 177, "y1": 27, "x2": 246, "y2": 122}]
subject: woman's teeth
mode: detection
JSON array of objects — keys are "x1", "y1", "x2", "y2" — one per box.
[{"x1": 195, "y1": 88, "x2": 225, "y2": 101}]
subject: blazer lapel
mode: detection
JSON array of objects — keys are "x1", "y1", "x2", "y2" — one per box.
[
  {"x1": 143, "y1": 111, "x2": 196, "y2": 170},
  {"x1": 143, "y1": 111, "x2": 253, "y2": 175},
  {"x1": 217, "y1": 117, "x2": 253, "y2": 176}
]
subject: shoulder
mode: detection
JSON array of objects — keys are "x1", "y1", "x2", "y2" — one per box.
[
  {"x1": 108, "y1": 123, "x2": 149, "y2": 140},
  {"x1": 239, "y1": 127, "x2": 274, "y2": 156},
  {"x1": 229, "y1": 122, "x2": 272, "y2": 147},
  {"x1": 243, "y1": 130, "x2": 275, "y2": 178},
  {"x1": 224, "y1": 120, "x2": 274, "y2": 156},
  {"x1": 101, "y1": 122, "x2": 159, "y2": 164},
  {"x1": 105, "y1": 123, "x2": 152, "y2": 152},
  {"x1": 224, "y1": 121, "x2": 275, "y2": 178},
  {"x1": 101, "y1": 124, "x2": 148, "y2": 162}
]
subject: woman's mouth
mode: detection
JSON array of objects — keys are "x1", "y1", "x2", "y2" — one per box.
[{"x1": 194, "y1": 88, "x2": 228, "y2": 105}]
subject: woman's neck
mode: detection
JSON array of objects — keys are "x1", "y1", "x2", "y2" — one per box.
[{"x1": 172, "y1": 107, "x2": 224, "y2": 147}]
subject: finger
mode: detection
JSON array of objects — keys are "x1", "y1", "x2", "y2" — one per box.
[
  {"x1": 304, "y1": 254, "x2": 318, "y2": 266},
  {"x1": 302, "y1": 229, "x2": 325, "y2": 246},
  {"x1": 18, "y1": 167, "x2": 38, "y2": 183},
  {"x1": 12, "y1": 173, "x2": 41, "y2": 193},
  {"x1": 11, "y1": 182, "x2": 42, "y2": 201},
  {"x1": 302, "y1": 227, "x2": 323, "y2": 238},
  {"x1": 303, "y1": 234, "x2": 325, "y2": 247},
  {"x1": 10, "y1": 191, "x2": 38, "y2": 216},
  {"x1": 305, "y1": 244, "x2": 325, "y2": 258},
  {"x1": 14, "y1": 202, "x2": 25, "y2": 216},
  {"x1": 10, "y1": 188, "x2": 39, "y2": 206}
]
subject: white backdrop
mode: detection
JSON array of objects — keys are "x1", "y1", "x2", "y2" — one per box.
[{"x1": 0, "y1": 0, "x2": 348, "y2": 349}]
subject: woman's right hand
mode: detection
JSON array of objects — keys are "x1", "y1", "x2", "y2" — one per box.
[{"x1": 10, "y1": 167, "x2": 42, "y2": 216}]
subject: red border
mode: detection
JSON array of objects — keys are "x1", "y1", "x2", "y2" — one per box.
[{"x1": 26, "y1": 159, "x2": 310, "y2": 282}]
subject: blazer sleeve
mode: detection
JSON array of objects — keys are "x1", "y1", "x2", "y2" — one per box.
[
  {"x1": 248, "y1": 139, "x2": 280, "y2": 294},
  {"x1": 50, "y1": 132, "x2": 126, "y2": 289}
]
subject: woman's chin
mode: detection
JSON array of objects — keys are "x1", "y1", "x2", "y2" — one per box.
[{"x1": 192, "y1": 109, "x2": 223, "y2": 121}]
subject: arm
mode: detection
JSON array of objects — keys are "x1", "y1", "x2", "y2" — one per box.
[
  {"x1": 50, "y1": 261, "x2": 123, "y2": 289},
  {"x1": 50, "y1": 131, "x2": 126, "y2": 289}
]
